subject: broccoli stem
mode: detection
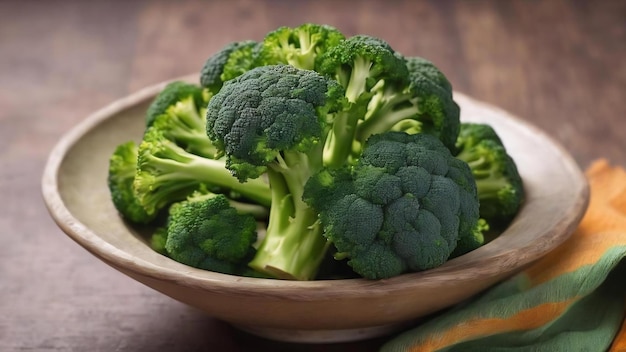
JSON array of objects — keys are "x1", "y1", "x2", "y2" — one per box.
[
  {"x1": 474, "y1": 178, "x2": 510, "y2": 199},
  {"x1": 323, "y1": 108, "x2": 361, "y2": 168},
  {"x1": 168, "y1": 129, "x2": 219, "y2": 158},
  {"x1": 189, "y1": 191, "x2": 269, "y2": 219},
  {"x1": 345, "y1": 57, "x2": 373, "y2": 103},
  {"x1": 248, "y1": 150, "x2": 329, "y2": 280},
  {"x1": 289, "y1": 32, "x2": 316, "y2": 70},
  {"x1": 355, "y1": 93, "x2": 420, "y2": 142},
  {"x1": 143, "y1": 150, "x2": 271, "y2": 207}
]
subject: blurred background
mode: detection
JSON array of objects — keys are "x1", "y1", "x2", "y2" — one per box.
[{"x1": 1, "y1": 0, "x2": 624, "y2": 351}]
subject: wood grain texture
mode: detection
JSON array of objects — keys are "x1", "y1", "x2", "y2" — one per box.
[{"x1": 1, "y1": 0, "x2": 624, "y2": 351}]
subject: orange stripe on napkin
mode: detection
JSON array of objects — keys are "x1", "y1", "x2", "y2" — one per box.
[
  {"x1": 525, "y1": 160, "x2": 626, "y2": 287},
  {"x1": 408, "y1": 299, "x2": 575, "y2": 352}
]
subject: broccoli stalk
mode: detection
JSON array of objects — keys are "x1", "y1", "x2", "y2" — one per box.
[
  {"x1": 250, "y1": 165, "x2": 327, "y2": 280},
  {"x1": 206, "y1": 65, "x2": 345, "y2": 280},
  {"x1": 134, "y1": 128, "x2": 271, "y2": 219}
]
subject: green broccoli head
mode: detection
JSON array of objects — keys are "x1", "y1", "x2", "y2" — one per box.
[
  {"x1": 200, "y1": 40, "x2": 261, "y2": 93},
  {"x1": 107, "y1": 141, "x2": 154, "y2": 224},
  {"x1": 205, "y1": 64, "x2": 345, "y2": 181},
  {"x1": 259, "y1": 23, "x2": 345, "y2": 70},
  {"x1": 455, "y1": 122, "x2": 504, "y2": 149},
  {"x1": 317, "y1": 35, "x2": 409, "y2": 103},
  {"x1": 355, "y1": 56, "x2": 460, "y2": 153},
  {"x1": 304, "y1": 131, "x2": 481, "y2": 279},
  {"x1": 164, "y1": 193, "x2": 258, "y2": 275},
  {"x1": 455, "y1": 123, "x2": 524, "y2": 223},
  {"x1": 405, "y1": 56, "x2": 452, "y2": 93},
  {"x1": 146, "y1": 81, "x2": 207, "y2": 127}
]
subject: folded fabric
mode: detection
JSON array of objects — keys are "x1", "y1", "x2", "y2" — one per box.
[{"x1": 382, "y1": 160, "x2": 626, "y2": 352}]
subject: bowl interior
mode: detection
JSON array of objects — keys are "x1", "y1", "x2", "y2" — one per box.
[{"x1": 42, "y1": 78, "x2": 589, "y2": 335}]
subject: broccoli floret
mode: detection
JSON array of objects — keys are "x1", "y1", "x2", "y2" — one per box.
[
  {"x1": 455, "y1": 123, "x2": 524, "y2": 223},
  {"x1": 406, "y1": 56, "x2": 452, "y2": 93},
  {"x1": 164, "y1": 193, "x2": 258, "y2": 275},
  {"x1": 133, "y1": 128, "x2": 271, "y2": 219},
  {"x1": 316, "y1": 35, "x2": 410, "y2": 167},
  {"x1": 107, "y1": 141, "x2": 154, "y2": 224},
  {"x1": 200, "y1": 40, "x2": 261, "y2": 93},
  {"x1": 354, "y1": 56, "x2": 460, "y2": 153},
  {"x1": 304, "y1": 132, "x2": 482, "y2": 279},
  {"x1": 150, "y1": 226, "x2": 169, "y2": 254},
  {"x1": 146, "y1": 81, "x2": 208, "y2": 127},
  {"x1": 451, "y1": 218, "x2": 489, "y2": 258},
  {"x1": 151, "y1": 94, "x2": 218, "y2": 158},
  {"x1": 259, "y1": 23, "x2": 345, "y2": 71},
  {"x1": 206, "y1": 65, "x2": 345, "y2": 280}
]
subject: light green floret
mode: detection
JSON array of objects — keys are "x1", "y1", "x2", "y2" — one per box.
[
  {"x1": 259, "y1": 23, "x2": 345, "y2": 71},
  {"x1": 107, "y1": 141, "x2": 154, "y2": 224},
  {"x1": 133, "y1": 128, "x2": 271, "y2": 219},
  {"x1": 146, "y1": 81, "x2": 208, "y2": 127}
]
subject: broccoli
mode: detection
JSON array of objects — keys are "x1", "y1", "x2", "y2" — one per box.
[
  {"x1": 406, "y1": 56, "x2": 452, "y2": 93},
  {"x1": 146, "y1": 81, "x2": 209, "y2": 127},
  {"x1": 316, "y1": 38, "x2": 459, "y2": 166},
  {"x1": 259, "y1": 23, "x2": 345, "y2": 71},
  {"x1": 133, "y1": 127, "x2": 272, "y2": 219},
  {"x1": 107, "y1": 141, "x2": 154, "y2": 224},
  {"x1": 206, "y1": 64, "x2": 345, "y2": 280},
  {"x1": 315, "y1": 35, "x2": 410, "y2": 167},
  {"x1": 163, "y1": 192, "x2": 258, "y2": 275},
  {"x1": 150, "y1": 92, "x2": 218, "y2": 159},
  {"x1": 455, "y1": 123, "x2": 524, "y2": 223},
  {"x1": 150, "y1": 226, "x2": 169, "y2": 255},
  {"x1": 200, "y1": 40, "x2": 261, "y2": 93},
  {"x1": 354, "y1": 56, "x2": 460, "y2": 153},
  {"x1": 303, "y1": 132, "x2": 482, "y2": 279}
]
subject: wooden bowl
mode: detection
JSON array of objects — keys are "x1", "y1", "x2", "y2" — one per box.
[{"x1": 42, "y1": 76, "x2": 589, "y2": 343}]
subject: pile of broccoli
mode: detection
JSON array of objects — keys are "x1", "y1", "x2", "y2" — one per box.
[{"x1": 108, "y1": 23, "x2": 524, "y2": 280}]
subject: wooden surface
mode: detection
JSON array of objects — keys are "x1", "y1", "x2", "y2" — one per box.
[{"x1": 1, "y1": 0, "x2": 624, "y2": 351}]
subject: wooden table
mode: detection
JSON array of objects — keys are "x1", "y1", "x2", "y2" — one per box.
[{"x1": 2, "y1": 1, "x2": 624, "y2": 351}]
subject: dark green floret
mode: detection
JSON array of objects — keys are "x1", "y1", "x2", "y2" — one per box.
[
  {"x1": 455, "y1": 123, "x2": 524, "y2": 223},
  {"x1": 164, "y1": 193, "x2": 258, "y2": 275},
  {"x1": 200, "y1": 40, "x2": 261, "y2": 93},
  {"x1": 406, "y1": 56, "x2": 453, "y2": 93},
  {"x1": 304, "y1": 131, "x2": 483, "y2": 279},
  {"x1": 206, "y1": 64, "x2": 345, "y2": 280}
]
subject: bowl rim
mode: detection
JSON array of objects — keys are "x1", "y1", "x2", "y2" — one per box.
[{"x1": 41, "y1": 75, "x2": 589, "y2": 299}]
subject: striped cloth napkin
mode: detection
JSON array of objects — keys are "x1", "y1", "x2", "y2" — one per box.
[{"x1": 382, "y1": 160, "x2": 626, "y2": 352}]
